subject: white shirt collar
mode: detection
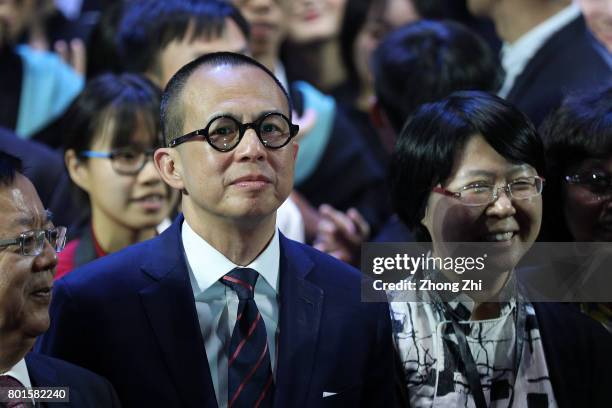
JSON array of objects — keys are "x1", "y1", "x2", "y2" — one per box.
[
  {"x1": 182, "y1": 220, "x2": 280, "y2": 295},
  {"x1": 2, "y1": 358, "x2": 32, "y2": 389},
  {"x1": 498, "y1": 4, "x2": 580, "y2": 97}
]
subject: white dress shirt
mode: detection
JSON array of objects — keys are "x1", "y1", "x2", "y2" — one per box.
[
  {"x1": 498, "y1": 4, "x2": 581, "y2": 98},
  {"x1": 2, "y1": 358, "x2": 35, "y2": 404},
  {"x1": 2, "y1": 358, "x2": 32, "y2": 388},
  {"x1": 182, "y1": 220, "x2": 280, "y2": 408}
]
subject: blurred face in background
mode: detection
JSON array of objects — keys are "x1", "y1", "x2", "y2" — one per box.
[
  {"x1": 233, "y1": 0, "x2": 289, "y2": 58},
  {"x1": 465, "y1": 0, "x2": 496, "y2": 18},
  {"x1": 563, "y1": 155, "x2": 612, "y2": 241},
  {"x1": 354, "y1": 0, "x2": 419, "y2": 94},
  {"x1": 151, "y1": 18, "x2": 249, "y2": 88},
  {"x1": 0, "y1": 0, "x2": 34, "y2": 46},
  {"x1": 288, "y1": 0, "x2": 347, "y2": 43},
  {"x1": 579, "y1": 0, "x2": 612, "y2": 52}
]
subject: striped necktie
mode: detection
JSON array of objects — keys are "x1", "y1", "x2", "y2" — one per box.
[
  {"x1": 221, "y1": 268, "x2": 274, "y2": 407},
  {"x1": 0, "y1": 375, "x2": 33, "y2": 408}
]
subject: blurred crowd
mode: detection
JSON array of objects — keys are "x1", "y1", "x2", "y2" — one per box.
[{"x1": 1, "y1": 0, "x2": 612, "y2": 406}]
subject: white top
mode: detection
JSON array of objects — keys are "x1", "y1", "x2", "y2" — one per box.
[
  {"x1": 498, "y1": 4, "x2": 581, "y2": 98},
  {"x1": 276, "y1": 197, "x2": 306, "y2": 243},
  {"x1": 182, "y1": 220, "x2": 280, "y2": 408}
]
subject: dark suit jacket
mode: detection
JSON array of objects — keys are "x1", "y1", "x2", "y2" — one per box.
[
  {"x1": 25, "y1": 352, "x2": 120, "y2": 407},
  {"x1": 0, "y1": 127, "x2": 80, "y2": 233},
  {"x1": 532, "y1": 302, "x2": 612, "y2": 408},
  {"x1": 506, "y1": 15, "x2": 612, "y2": 127},
  {"x1": 36, "y1": 215, "x2": 397, "y2": 407}
]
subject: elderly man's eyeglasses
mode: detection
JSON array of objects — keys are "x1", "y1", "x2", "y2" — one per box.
[
  {"x1": 80, "y1": 148, "x2": 155, "y2": 175},
  {"x1": 565, "y1": 171, "x2": 612, "y2": 196},
  {"x1": 0, "y1": 226, "x2": 67, "y2": 256},
  {"x1": 168, "y1": 112, "x2": 299, "y2": 152},
  {"x1": 432, "y1": 176, "x2": 545, "y2": 207}
]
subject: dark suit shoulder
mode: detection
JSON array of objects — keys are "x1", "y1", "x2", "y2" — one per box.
[
  {"x1": 26, "y1": 352, "x2": 120, "y2": 407},
  {"x1": 60, "y1": 235, "x2": 161, "y2": 292},
  {"x1": 280, "y1": 236, "x2": 389, "y2": 308},
  {"x1": 534, "y1": 302, "x2": 611, "y2": 345},
  {"x1": 532, "y1": 302, "x2": 612, "y2": 408},
  {"x1": 27, "y1": 352, "x2": 105, "y2": 382},
  {"x1": 281, "y1": 236, "x2": 362, "y2": 282},
  {"x1": 508, "y1": 15, "x2": 611, "y2": 126}
]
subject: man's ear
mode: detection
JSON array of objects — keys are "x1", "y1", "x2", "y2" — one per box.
[
  {"x1": 65, "y1": 149, "x2": 91, "y2": 193},
  {"x1": 154, "y1": 148, "x2": 185, "y2": 191}
]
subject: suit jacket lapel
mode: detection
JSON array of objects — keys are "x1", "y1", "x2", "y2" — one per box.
[
  {"x1": 139, "y1": 215, "x2": 218, "y2": 408},
  {"x1": 275, "y1": 236, "x2": 323, "y2": 405},
  {"x1": 25, "y1": 353, "x2": 70, "y2": 408}
]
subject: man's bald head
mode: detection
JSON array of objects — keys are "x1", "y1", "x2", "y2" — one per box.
[{"x1": 160, "y1": 51, "x2": 292, "y2": 145}]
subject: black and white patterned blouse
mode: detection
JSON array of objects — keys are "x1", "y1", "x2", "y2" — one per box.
[{"x1": 389, "y1": 279, "x2": 559, "y2": 408}]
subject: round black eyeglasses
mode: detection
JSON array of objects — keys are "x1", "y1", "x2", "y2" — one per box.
[{"x1": 168, "y1": 112, "x2": 299, "y2": 152}]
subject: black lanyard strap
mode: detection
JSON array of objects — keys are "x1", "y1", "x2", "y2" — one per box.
[
  {"x1": 438, "y1": 296, "x2": 527, "y2": 408},
  {"x1": 451, "y1": 318, "x2": 488, "y2": 408}
]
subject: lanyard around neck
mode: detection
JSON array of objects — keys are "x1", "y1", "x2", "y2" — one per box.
[{"x1": 434, "y1": 293, "x2": 527, "y2": 408}]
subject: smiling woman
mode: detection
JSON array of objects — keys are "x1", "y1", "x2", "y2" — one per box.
[
  {"x1": 540, "y1": 84, "x2": 612, "y2": 334},
  {"x1": 389, "y1": 91, "x2": 612, "y2": 408},
  {"x1": 56, "y1": 73, "x2": 175, "y2": 279}
]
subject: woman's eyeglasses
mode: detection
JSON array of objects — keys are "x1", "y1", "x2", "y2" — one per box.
[
  {"x1": 433, "y1": 176, "x2": 545, "y2": 207},
  {"x1": 80, "y1": 148, "x2": 156, "y2": 175},
  {"x1": 565, "y1": 171, "x2": 612, "y2": 197}
]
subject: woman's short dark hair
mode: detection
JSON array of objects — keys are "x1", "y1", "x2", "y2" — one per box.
[
  {"x1": 372, "y1": 19, "x2": 502, "y2": 132},
  {"x1": 63, "y1": 73, "x2": 162, "y2": 203},
  {"x1": 390, "y1": 91, "x2": 544, "y2": 241},
  {"x1": 539, "y1": 82, "x2": 612, "y2": 241}
]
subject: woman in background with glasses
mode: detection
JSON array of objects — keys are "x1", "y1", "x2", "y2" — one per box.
[
  {"x1": 57, "y1": 73, "x2": 174, "y2": 279},
  {"x1": 540, "y1": 83, "x2": 612, "y2": 332},
  {"x1": 388, "y1": 91, "x2": 611, "y2": 407}
]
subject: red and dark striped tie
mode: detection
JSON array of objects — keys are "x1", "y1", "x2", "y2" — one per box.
[
  {"x1": 221, "y1": 268, "x2": 274, "y2": 408},
  {"x1": 0, "y1": 375, "x2": 32, "y2": 408}
]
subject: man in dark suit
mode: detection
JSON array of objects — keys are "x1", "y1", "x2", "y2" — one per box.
[
  {"x1": 0, "y1": 151, "x2": 119, "y2": 407},
  {"x1": 36, "y1": 52, "x2": 396, "y2": 407},
  {"x1": 467, "y1": 0, "x2": 612, "y2": 127}
]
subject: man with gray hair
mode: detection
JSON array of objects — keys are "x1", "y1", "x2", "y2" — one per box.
[{"x1": 0, "y1": 151, "x2": 119, "y2": 407}]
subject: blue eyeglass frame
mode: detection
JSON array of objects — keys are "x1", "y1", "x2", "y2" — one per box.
[
  {"x1": 168, "y1": 112, "x2": 300, "y2": 152},
  {"x1": 79, "y1": 148, "x2": 156, "y2": 175}
]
